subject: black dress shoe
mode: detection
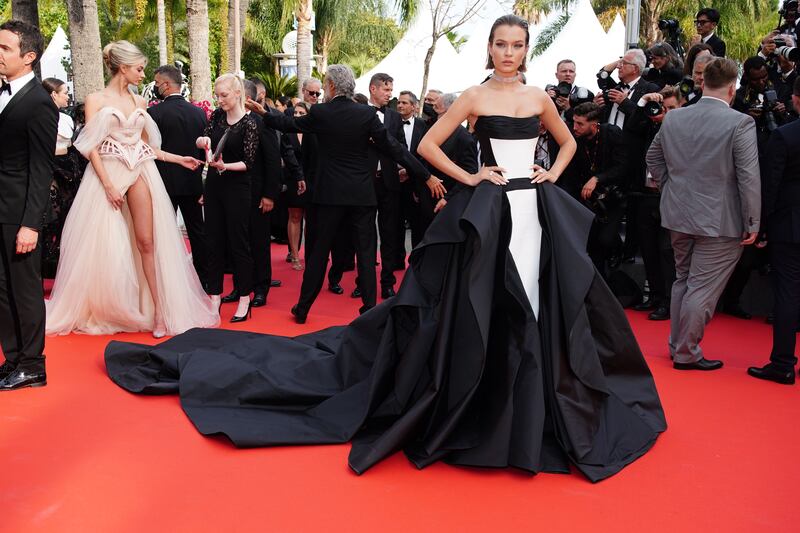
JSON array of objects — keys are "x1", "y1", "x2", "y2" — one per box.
[
  {"x1": 633, "y1": 299, "x2": 657, "y2": 311},
  {"x1": 765, "y1": 313, "x2": 774, "y2": 325},
  {"x1": 673, "y1": 358, "x2": 724, "y2": 371},
  {"x1": 251, "y1": 293, "x2": 267, "y2": 307},
  {"x1": 747, "y1": 364, "x2": 795, "y2": 385},
  {"x1": 0, "y1": 369, "x2": 46, "y2": 391},
  {"x1": 722, "y1": 304, "x2": 752, "y2": 320},
  {"x1": 328, "y1": 283, "x2": 344, "y2": 295},
  {"x1": 359, "y1": 305, "x2": 374, "y2": 315},
  {"x1": 350, "y1": 288, "x2": 361, "y2": 299},
  {"x1": 221, "y1": 289, "x2": 240, "y2": 304},
  {"x1": 0, "y1": 361, "x2": 16, "y2": 380},
  {"x1": 648, "y1": 306, "x2": 670, "y2": 321},
  {"x1": 381, "y1": 287, "x2": 396, "y2": 299},
  {"x1": 290, "y1": 304, "x2": 307, "y2": 324},
  {"x1": 270, "y1": 279, "x2": 282, "y2": 288}
]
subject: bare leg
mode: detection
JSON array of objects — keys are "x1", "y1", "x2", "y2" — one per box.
[
  {"x1": 287, "y1": 207, "x2": 304, "y2": 270},
  {"x1": 126, "y1": 177, "x2": 164, "y2": 337}
]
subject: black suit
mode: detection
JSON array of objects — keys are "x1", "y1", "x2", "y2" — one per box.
[
  {"x1": 147, "y1": 95, "x2": 209, "y2": 285},
  {"x1": 704, "y1": 34, "x2": 726, "y2": 57},
  {"x1": 0, "y1": 77, "x2": 58, "y2": 374},
  {"x1": 399, "y1": 116, "x2": 429, "y2": 248},
  {"x1": 250, "y1": 113, "x2": 282, "y2": 296},
  {"x1": 762, "y1": 120, "x2": 800, "y2": 372},
  {"x1": 261, "y1": 95, "x2": 429, "y2": 314}
]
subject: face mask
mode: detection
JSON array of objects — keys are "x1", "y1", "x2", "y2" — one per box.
[
  {"x1": 423, "y1": 102, "x2": 436, "y2": 117},
  {"x1": 153, "y1": 84, "x2": 164, "y2": 100}
]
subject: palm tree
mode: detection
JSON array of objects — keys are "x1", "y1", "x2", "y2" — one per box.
[
  {"x1": 67, "y1": 0, "x2": 105, "y2": 102},
  {"x1": 186, "y1": 0, "x2": 212, "y2": 101},
  {"x1": 295, "y1": 0, "x2": 314, "y2": 95},
  {"x1": 156, "y1": 0, "x2": 168, "y2": 64},
  {"x1": 513, "y1": 0, "x2": 571, "y2": 24}
]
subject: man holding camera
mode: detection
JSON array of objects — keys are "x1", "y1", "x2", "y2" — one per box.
[
  {"x1": 691, "y1": 8, "x2": 726, "y2": 57},
  {"x1": 748, "y1": 77, "x2": 800, "y2": 385},
  {"x1": 777, "y1": 0, "x2": 799, "y2": 42},
  {"x1": 631, "y1": 87, "x2": 681, "y2": 320},
  {"x1": 546, "y1": 59, "x2": 593, "y2": 125},
  {"x1": 567, "y1": 102, "x2": 628, "y2": 279},
  {"x1": 647, "y1": 58, "x2": 761, "y2": 371}
]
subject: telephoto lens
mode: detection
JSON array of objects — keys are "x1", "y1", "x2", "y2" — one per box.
[
  {"x1": 644, "y1": 100, "x2": 664, "y2": 117},
  {"x1": 679, "y1": 77, "x2": 695, "y2": 97},
  {"x1": 777, "y1": 46, "x2": 800, "y2": 61}
]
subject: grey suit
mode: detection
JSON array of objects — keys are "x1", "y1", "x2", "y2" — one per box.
[{"x1": 646, "y1": 97, "x2": 761, "y2": 363}]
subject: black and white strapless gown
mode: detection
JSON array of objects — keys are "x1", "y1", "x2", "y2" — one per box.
[{"x1": 105, "y1": 115, "x2": 666, "y2": 482}]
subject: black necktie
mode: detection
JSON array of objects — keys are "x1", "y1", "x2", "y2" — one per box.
[
  {"x1": 403, "y1": 120, "x2": 411, "y2": 125},
  {"x1": 0, "y1": 81, "x2": 10, "y2": 95}
]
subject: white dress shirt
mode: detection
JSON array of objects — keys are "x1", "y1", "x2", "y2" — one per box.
[
  {"x1": 608, "y1": 76, "x2": 640, "y2": 130},
  {"x1": 370, "y1": 103, "x2": 384, "y2": 171},
  {"x1": 0, "y1": 71, "x2": 35, "y2": 114},
  {"x1": 402, "y1": 116, "x2": 414, "y2": 150}
]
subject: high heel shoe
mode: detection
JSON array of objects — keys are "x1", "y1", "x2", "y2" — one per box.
[
  {"x1": 231, "y1": 299, "x2": 253, "y2": 323},
  {"x1": 291, "y1": 257, "x2": 304, "y2": 271},
  {"x1": 152, "y1": 316, "x2": 167, "y2": 339}
]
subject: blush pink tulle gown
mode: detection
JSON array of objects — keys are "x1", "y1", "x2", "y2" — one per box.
[{"x1": 45, "y1": 107, "x2": 219, "y2": 336}]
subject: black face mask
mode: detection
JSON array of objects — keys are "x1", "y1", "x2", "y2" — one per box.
[
  {"x1": 423, "y1": 102, "x2": 436, "y2": 117},
  {"x1": 153, "y1": 84, "x2": 165, "y2": 101}
]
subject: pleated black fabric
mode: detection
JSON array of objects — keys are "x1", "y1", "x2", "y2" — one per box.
[{"x1": 106, "y1": 171, "x2": 666, "y2": 482}]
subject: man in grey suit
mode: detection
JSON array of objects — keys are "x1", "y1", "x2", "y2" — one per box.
[{"x1": 647, "y1": 58, "x2": 761, "y2": 371}]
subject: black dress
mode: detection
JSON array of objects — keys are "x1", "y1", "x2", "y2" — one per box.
[{"x1": 106, "y1": 115, "x2": 666, "y2": 482}]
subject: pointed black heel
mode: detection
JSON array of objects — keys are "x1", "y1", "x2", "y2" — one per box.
[{"x1": 230, "y1": 302, "x2": 253, "y2": 323}]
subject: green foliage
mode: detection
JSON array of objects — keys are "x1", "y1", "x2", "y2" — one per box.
[
  {"x1": 253, "y1": 72, "x2": 299, "y2": 99},
  {"x1": 446, "y1": 30, "x2": 468, "y2": 52},
  {"x1": 530, "y1": 13, "x2": 570, "y2": 57}
]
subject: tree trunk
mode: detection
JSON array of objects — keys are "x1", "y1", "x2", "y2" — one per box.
[
  {"x1": 186, "y1": 0, "x2": 213, "y2": 102},
  {"x1": 157, "y1": 0, "x2": 168, "y2": 65},
  {"x1": 319, "y1": 30, "x2": 332, "y2": 75},
  {"x1": 11, "y1": 0, "x2": 41, "y2": 77},
  {"x1": 166, "y1": 3, "x2": 175, "y2": 64},
  {"x1": 420, "y1": 39, "x2": 436, "y2": 110},
  {"x1": 642, "y1": 0, "x2": 662, "y2": 47},
  {"x1": 66, "y1": 0, "x2": 104, "y2": 102},
  {"x1": 227, "y1": 0, "x2": 249, "y2": 74},
  {"x1": 295, "y1": 0, "x2": 313, "y2": 97}
]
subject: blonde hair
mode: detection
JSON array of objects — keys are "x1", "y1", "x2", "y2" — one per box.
[
  {"x1": 102, "y1": 40, "x2": 147, "y2": 77},
  {"x1": 214, "y1": 73, "x2": 246, "y2": 108}
]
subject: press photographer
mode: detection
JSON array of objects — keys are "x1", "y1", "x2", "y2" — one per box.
[
  {"x1": 759, "y1": 32, "x2": 799, "y2": 116},
  {"x1": 631, "y1": 87, "x2": 681, "y2": 320},
  {"x1": 545, "y1": 59, "x2": 594, "y2": 121},
  {"x1": 567, "y1": 102, "x2": 628, "y2": 279},
  {"x1": 733, "y1": 56, "x2": 791, "y2": 149},
  {"x1": 681, "y1": 53, "x2": 714, "y2": 106},
  {"x1": 776, "y1": 0, "x2": 799, "y2": 42},
  {"x1": 642, "y1": 42, "x2": 684, "y2": 89}
]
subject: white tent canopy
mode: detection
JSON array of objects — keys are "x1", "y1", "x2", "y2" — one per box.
[
  {"x1": 607, "y1": 14, "x2": 626, "y2": 54},
  {"x1": 355, "y1": 2, "x2": 468, "y2": 97},
  {"x1": 41, "y1": 25, "x2": 71, "y2": 87},
  {"x1": 525, "y1": 0, "x2": 623, "y2": 90}
]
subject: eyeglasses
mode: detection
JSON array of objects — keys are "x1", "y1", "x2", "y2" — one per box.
[
  {"x1": 618, "y1": 59, "x2": 637, "y2": 66},
  {"x1": 306, "y1": 91, "x2": 321, "y2": 97},
  {"x1": 694, "y1": 19, "x2": 712, "y2": 26}
]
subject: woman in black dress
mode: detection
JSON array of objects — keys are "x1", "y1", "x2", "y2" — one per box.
[
  {"x1": 107, "y1": 16, "x2": 665, "y2": 482},
  {"x1": 197, "y1": 74, "x2": 260, "y2": 322},
  {"x1": 284, "y1": 102, "x2": 311, "y2": 270}
]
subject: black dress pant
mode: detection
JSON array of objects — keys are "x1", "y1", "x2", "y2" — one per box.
[
  {"x1": 375, "y1": 175, "x2": 400, "y2": 289},
  {"x1": 250, "y1": 205, "x2": 272, "y2": 296},
  {"x1": 769, "y1": 241, "x2": 800, "y2": 371},
  {"x1": 205, "y1": 175, "x2": 253, "y2": 295},
  {"x1": 396, "y1": 180, "x2": 417, "y2": 263},
  {"x1": 0, "y1": 224, "x2": 45, "y2": 373},
  {"x1": 298, "y1": 204, "x2": 377, "y2": 314},
  {"x1": 588, "y1": 206, "x2": 624, "y2": 280},
  {"x1": 722, "y1": 245, "x2": 763, "y2": 308},
  {"x1": 170, "y1": 193, "x2": 208, "y2": 287},
  {"x1": 637, "y1": 194, "x2": 675, "y2": 305}
]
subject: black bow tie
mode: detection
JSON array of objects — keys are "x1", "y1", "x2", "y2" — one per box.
[
  {"x1": 619, "y1": 83, "x2": 630, "y2": 90},
  {"x1": 0, "y1": 81, "x2": 10, "y2": 95},
  {"x1": 403, "y1": 120, "x2": 411, "y2": 125}
]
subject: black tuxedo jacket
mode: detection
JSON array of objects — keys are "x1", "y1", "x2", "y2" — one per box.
[
  {"x1": 261, "y1": 96, "x2": 429, "y2": 206},
  {"x1": 705, "y1": 34, "x2": 726, "y2": 57},
  {"x1": 0, "y1": 77, "x2": 58, "y2": 229},
  {"x1": 762, "y1": 120, "x2": 800, "y2": 242},
  {"x1": 286, "y1": 131, "x2": 318, "y2": 191},
  {"x1": 436, "y1": 126, "x2": 479, "y2": 191},
  {"x1": 369, "y1": 106, "x2": 407, "y2": 191},
  {"x1": 406, "y1": 116, "x2": 428, "y2": 156},
  {"x1": 147, "y1": 95, "x2": 207, "y2": 197},
  {"x1": 563, "y1": 124, "x2": 627, "y2": 199},
  {"x1": 250, "y1": 113, "x2": 282, "y2": 202}
]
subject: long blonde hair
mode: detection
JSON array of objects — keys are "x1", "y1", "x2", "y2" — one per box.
[
  {"x1": 102, "y1": 40, "x2": 147, "y2": 77},
  {"x1": 215, "y1": 73, "x2": 246, "y2": 109}
]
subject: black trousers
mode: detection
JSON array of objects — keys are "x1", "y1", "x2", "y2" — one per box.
[
  {"x1": 769, "y1": 241, "x2": 800, "y2": 371},
  {"x1": 587, "y1": 206, "x2": 624, "y2": 280},
  {"x1": 637, "y1": 195, "x2": 675, "y2": 305},
  {"x1": 298, "y1": 205, "x2": 377, "y2": 314},
  {"x1": 0, "y1": 224, "x2": 45, "y2": 373},
  {"x1": 250, "y1": 205, "x2": 272, "y2": 295},
  {"x1": 375, "y1": 175, "x2": 400, "y2": 289},
  {"x1": 205, "y1": 176, "x2": 253, "y2": 295},
  {"x1": 396, "y1": 180, "x2": 417, "y2": 263},
  {"x1": 722, "y1": 245, "x2": 763, "y2": 308},
  {"x1": 170, "y1": 193, "x2": 208, "y2": 287}
]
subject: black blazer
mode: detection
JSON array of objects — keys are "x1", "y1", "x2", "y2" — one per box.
[
  {"x1": 0, "y1": 77, "x2": 58, "y2": 229},
  {"x1": 436, "y1": 126, "x2": 479, "y2": 191},
  {"x1": 369, "y1": 106, "x2": 406, "y2": 191},
  {"x1": 406, "y1": 116, "x2": 428, "y2": 156},
  {"x1": 286, "y1": 131, "x2": 318, "y2": 191},
  {"x1": 563, "y1": 124, "x2": 627, "y2": 199},
  {"x1": 261, "y1": 96, "x2": 429, "y2": 206},
  {"x1": 762, "y1": 120, "x2": 800, "y2": 243},
  {"x1": 705, "y1": 34, "x2": 726, "y2": 57},
  {"x1": 250, "y1": 113, "x2": 282, "y2": 202},
  {"x1": 147, "y1": 95, "x2": 207, "y2": 197}
]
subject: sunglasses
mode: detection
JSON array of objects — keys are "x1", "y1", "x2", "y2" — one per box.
[
  {"x1": 694, "y1": 19, "x2": 712, "y2": 26},
  {"x1": 306, "y1": 91, "x2": 321, "y2": 97}
]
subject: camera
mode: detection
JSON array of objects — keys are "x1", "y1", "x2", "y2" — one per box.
[
  {"x1": 776, "y1": 46, "x2": 800, "y2": 61},
  {"x1": 596, "y1": 70, "x2": 619, "y2": 103},
  {"x1": 569, "y1": 86, "x2": 594, "y2": 107},
  {"x1": 678, "y1": 76, "x2": 695, "y2": 98},
  {"x1": 658, "y1": 19, "x2": 685, "y2": 56},
  {"x1": 658, "y1": 19, "x2": 680, "y2": 32},
  {"x1": 546, "y1": 81, "x2": 572, "y2": 100},
  {"x1": 763, "y1": 89, "x2": 780, "y2": 131},
  {"x1": 643, "y1": 100, "x2": 664, "y2": 117},
  {"x1": 586, "y1": 184, "x2": 626, "y2": 223}
]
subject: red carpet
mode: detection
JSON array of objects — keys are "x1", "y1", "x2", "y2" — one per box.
[{"x1": 2, "y1": 243, "x2": 797, "y2": 532}]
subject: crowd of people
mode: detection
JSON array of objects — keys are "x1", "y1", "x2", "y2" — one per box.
[{"x1": 0, "y1": 2, "x2": 798, "y2": 398}]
